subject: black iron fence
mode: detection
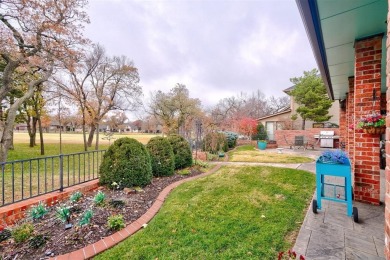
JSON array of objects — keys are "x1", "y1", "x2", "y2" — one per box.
[{"x1": 0, "y1": 150, "x2": 106, "y2": 207}]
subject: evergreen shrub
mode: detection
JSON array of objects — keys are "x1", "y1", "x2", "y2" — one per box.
[
  {"x1": 99, "y1": 137, "x2": 152, "y2": 187},
  {"x1": 167, "y1": 135, "x2": 192, "y2": 170},
  {"x1": 146, "y1": 137, "x2": 175, "y2": 177}
]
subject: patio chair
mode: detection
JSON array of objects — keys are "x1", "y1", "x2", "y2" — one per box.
[{"x1": 294, "y1": 136, "x2": 305, "y2": 150}]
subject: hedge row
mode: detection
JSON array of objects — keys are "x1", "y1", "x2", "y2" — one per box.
[{"x1": 99, "y1": 135, "x2": 192, "y2": 188}]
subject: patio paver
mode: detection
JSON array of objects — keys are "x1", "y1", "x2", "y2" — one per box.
[{"x1": 290, "y1": 149, "x2": 385, "y2": 260}]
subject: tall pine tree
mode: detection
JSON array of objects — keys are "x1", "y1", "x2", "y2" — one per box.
[{"x1": 289, "y1": 69, "x2": 332, "y2": 130}]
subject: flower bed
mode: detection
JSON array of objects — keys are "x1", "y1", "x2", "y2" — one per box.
[{"x1": 0, "y1": 167, "x2": 204, "y2": 259}]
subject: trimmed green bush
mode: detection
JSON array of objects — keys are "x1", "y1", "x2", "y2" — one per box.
[
  {"x1": 167, "y1": 135, "x2": 192, "y2": 170},
  {"x1": 252, "y1": 122, "x2": 268, "y2": 141},
  {"x1": 99, "y1": 137, "x2": 152, "y2": 187},
  {"x1": 146, "y1": 137, "x2": 175, "y2": 177}
]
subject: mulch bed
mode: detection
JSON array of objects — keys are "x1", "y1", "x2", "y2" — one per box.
[{"x1": 0, "y1": 167, "x2": 205, "y2": 260}]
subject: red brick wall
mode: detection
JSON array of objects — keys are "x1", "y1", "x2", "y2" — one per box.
[
  {"x1": 354, "y1": 35, "x2": 382, "y2": 205},
  {"x1": 0, "y1": 180, "x2": 99, "y2": 226},
  {"x1": 346, "y1": 77, "x2": 355, "y2": 173},
  {"x1": 385, "y1": 6, "x2": 390, "y2": 257},
  {"x1": 339, "y1": 100, "x2": 347, "y2": 146},
  {"x1": 275, "y1": 128, "x2": 340, "y2": 148}
]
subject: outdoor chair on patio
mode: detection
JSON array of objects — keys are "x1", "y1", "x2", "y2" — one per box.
[
  {"x1": 283, "y1": 135, "x2": 306, "y2": 150},
  {"x1": 294, "y1": 136, "x2": 305, "y2": 150}
]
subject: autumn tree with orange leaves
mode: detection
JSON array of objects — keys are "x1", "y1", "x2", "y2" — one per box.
[
  {"x1": 0, "y1": 0, "x2": 89, "y2": 161},
  {"x1": 238, "y1": 117, "x2": 257, "y2": 140}
]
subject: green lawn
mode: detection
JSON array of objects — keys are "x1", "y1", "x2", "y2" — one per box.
[
  {"x1": 7, "y1": 143, "x2": 109, "y2": 161},
  {"x1": 1, "y1": 132, "x2": 157, "y2": 206},
  {"x1": 228, "y1": 145, "x2": 313, "y2": 163},
  {"x1": 96, "y1": 165, "x2": 315, "y2": 259}
]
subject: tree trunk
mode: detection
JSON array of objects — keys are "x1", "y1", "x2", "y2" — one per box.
[
  {"x1": 81, "y1": 111, "x2": 88, "y2": 151},
  {"x1": 9, "y1": 130, "x2": 14, "y2": 150},
  {"x1": 95, "y1": 123, "x2": 100, "y2": 150},
  {"x1": 301, "y1": 118, "x2": 306, "y2": 130},
  {"x1": 38, "y1": 117, "x2": 44, "y2": 155},
  {"x1": 87, "y1": 123, "x2": 96, "y2": 147},
  {"x1": 29, "y1": 117, "x2": 37, "y2": 147},
  {"x1": 0, "y1": 89, "x2": 38, "y2": 162}
]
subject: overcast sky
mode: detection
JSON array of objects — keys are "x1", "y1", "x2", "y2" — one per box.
[{"x1": 84, "y1": 0, "x2": 317, "y2": 110}]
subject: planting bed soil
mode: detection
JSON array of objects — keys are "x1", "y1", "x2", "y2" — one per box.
[{"x1": 0, "y1": 167, "x2": 204, "y2": 259}]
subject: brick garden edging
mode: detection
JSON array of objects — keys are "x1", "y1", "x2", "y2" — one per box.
[
  {"x1": 51, "y1": 164, "x2": 223, "y2": 260},
  {"x1": 0, "y1": 180, "x2": 100, "y2": 227}
]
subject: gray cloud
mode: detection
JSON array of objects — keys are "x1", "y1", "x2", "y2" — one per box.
[{"x1": 85, "y1": 0, "x2": 317, "y2": 109}]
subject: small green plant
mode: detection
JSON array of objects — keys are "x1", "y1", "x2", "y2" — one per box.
[
  {"x1": 12, "y1": 223, "x2": 34, "y2": 243},
  {"x1": 79, "y1": 209, "x2": 93, "y2": 226},
  {"x1": 93, "y1": 191, "x2": 106, "y2": 206},
  {"x1": 111, "y1": 181, "x2": 121, "y2": 191},
  {"x1": 107, "y1": 214, "x2": 125, "y2": 231},
  {"x1": 56, "y1": 204, "x2": 71, "y2": 223},
  {"x1": 206, "y1": 152, "x2": 217, "y2": 161},
  {"x1": 70, "y1": 191, "x2": 83, "y2": 203},
  {"x1": 29, "y1": 234, "x2": 46, "y2": 249},
  {"x1": 177, "y1": 169, "x2": 191, "y2": 175},
  {"x1": 28, "y1": 202, "x2": 48, "y2": 220},
  {"x1": 194, "y1": 159, "x2": 209, "y2": 168},
  {"x1": 0, "y1": 229, "x2": 11, "y2": 242}
]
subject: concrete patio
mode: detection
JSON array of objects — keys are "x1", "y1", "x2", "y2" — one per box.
[{"x1": 278, "y1": 148, "x2": 385, "y2": 259}]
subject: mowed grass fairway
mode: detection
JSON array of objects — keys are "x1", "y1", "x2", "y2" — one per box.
[
  {"x1": 228, "y1": 145, "x2": 313, "y2": 163},
  {"x1": 9, "y1": 132, "x2": 159, "y2": 161},
  {"x1": 1, "y1": 132, "x2": 158, "y2": 206},
  {"x1": 96, "y1": 166, "x2": 315, "y2": 260}
]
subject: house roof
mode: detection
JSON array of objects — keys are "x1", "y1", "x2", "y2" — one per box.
[
  {"x1": 283, "y1": 85, "x2": 295, "y2": 94},
  {"x1": 257, "y1": 106, "x2": 292, "y2": 121},
  {"x1": 295, "y1": 0, "x2": 388, "y2": 100}
]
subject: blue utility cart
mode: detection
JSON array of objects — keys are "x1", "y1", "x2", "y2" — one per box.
[{"x1": 313, "y1": 157, "x2": 358, "y2": 223}]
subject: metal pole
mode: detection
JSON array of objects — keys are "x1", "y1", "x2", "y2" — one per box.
[
  {"x1": 58, "y1": 87, "x2": 62, "y2": 154},
  {"x1": 59, "y1": 154, "x2": 63, "y2": 192}
]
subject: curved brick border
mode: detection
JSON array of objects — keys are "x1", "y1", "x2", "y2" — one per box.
[{"x1": 52, "y1": 164, "x2": 223, "y2": 260}]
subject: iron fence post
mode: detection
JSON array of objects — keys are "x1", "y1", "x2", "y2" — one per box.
[{"x1": 59, "y1": 154, "x2": 64, "y2": 192}]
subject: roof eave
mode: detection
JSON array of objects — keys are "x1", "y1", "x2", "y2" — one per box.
[
  {"x1": 295, "y1": 0, "x2": 335, "y2": 100},
  {"x1": 257, "y1": 109, "x2": 292, "y2": 121}
]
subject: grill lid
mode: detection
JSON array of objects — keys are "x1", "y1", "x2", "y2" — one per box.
[{"x1": 320, "y1": 130, "x2": 334, "y2": 136}]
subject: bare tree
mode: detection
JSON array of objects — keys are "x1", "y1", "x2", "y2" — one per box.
[
  {"x1": 266, "y1": 95, "x2": 290, "y2": 114},
  {"x1": 55, "y1": 44, "x2": 142, "y2": 150},
  {"x1": 0, "y1": 0, "x2": 89, "y2": 161},
  {"x1": 208, "y1": 90, "x2": 290, "y2": 133},
  {"x1": 106, "y1": 111, "x2": 128, "y2": 132},
  {"x1": 148, "y1": 84, "x2": 201, "y2": 135}
]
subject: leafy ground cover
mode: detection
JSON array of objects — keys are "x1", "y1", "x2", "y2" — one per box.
[
  {"x1": 228, "y1": 145, "x2": 313, "y2": 163},
  {"x1": 0, "y1": 166, "x2": 206, "y2": 259},
  {"x1": 96, "y1": 165, "x2": 315, "y2": 260}
]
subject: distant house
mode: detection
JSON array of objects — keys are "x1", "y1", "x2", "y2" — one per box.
[{"x1": 257, "y1": 86, "x2": 340, "y2": 140}]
